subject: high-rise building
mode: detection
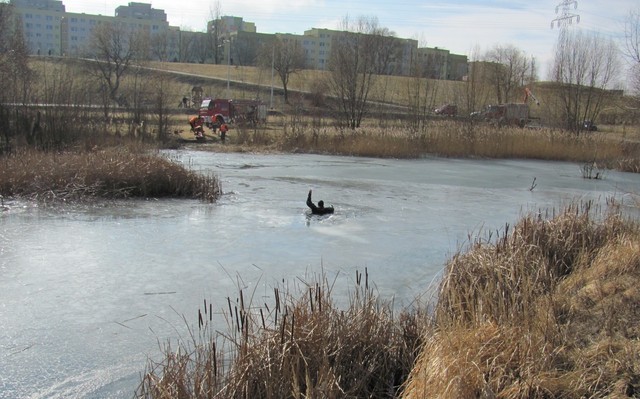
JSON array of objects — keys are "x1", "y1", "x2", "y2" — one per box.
[
  {"x1": 8, "y1": 1, "x2": 467, "y2": 80},
  {"x1": 11, "y1": 0, "x2": 173, "y2": 57},
  {"x1": 10, "y1": 0, "x2": 65, "y2": 55}
]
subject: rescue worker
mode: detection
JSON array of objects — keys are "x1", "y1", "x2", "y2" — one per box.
[
  {"x1": 219, "y1": 122, "x2": 229, "y2": 142},
  {"x1": 189, "y1": 115, "x2": 204, "y2": 139},
  {"x1": 189, "y1": 115, "x2": 203, "y2": 131},
  {"x1": 306, "y1": 190, "x2": 334, "y2": 215}
]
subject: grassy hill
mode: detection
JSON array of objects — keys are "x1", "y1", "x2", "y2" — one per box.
[{"x1": 27, "y1": 57, "x2": 637, "y2": 130}]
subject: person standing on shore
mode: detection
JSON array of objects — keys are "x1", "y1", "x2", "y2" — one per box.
[{"x1": 219, "y1": 122, "x2": 229, "y2": 142}]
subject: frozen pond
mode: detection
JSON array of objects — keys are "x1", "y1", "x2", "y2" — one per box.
[{"x1": 1, "y1": 151, "x2": 639, "y2": 398}]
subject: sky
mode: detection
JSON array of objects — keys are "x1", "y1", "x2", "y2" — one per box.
[{"x1": 59, "y1": 0, "x2": 636, "y2": 82}]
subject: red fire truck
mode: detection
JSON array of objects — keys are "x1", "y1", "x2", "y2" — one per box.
[{"x1": 198, "y1": 98, "x2": 266, "y2": 129}]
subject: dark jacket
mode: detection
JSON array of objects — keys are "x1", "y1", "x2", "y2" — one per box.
[{"x1": 307, "y1": 190, "x2": 334, "y2": 215}]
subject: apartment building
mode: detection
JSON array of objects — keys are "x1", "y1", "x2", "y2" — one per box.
[
  {"x1": 61, "y1": 13, "x2": 113, "y2": 57},
  {"x1": 415, "y1": 47, "x2": 468, "y2": 81},
  {"x1": 62, "y1": 2, "x2": 170, "y2": 57},
  {"x1": 9, "y1": 0, "x2": 467, "y2": 80},
  {"x1": 10, "y1": 0, "x2": 65, "y2": 55},
  {"x1": 11, "y1": 0, "x2": 171, "y2": 57},
  {"x1": 301, "y1": 28, "x2": 333, "y2": 70}
]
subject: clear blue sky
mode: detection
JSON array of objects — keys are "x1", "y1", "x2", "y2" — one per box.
[{"x1": 60, "y1": 0, "x2": 635, "y2": 81}]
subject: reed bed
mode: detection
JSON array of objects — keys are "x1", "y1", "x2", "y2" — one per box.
[
  {"x1": 136, "y1": 271, "x2": 426, "y2": 398},
  {"x1": 137, "y1": 204, "x2": 640, "y2": 398},
  {"x1": 0, "y1": 147, "x2": 221, "y2": 203},
  {"x1": 229, "y1": 120, "x2": 640, "y2": 172},
  {"x1": 403, "y1": 203, "x2": 640, "y2": 398}
]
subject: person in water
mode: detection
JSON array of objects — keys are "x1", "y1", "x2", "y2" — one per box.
[{"x1": 306, "y1": 189, "x2": 334, "y2": 215}]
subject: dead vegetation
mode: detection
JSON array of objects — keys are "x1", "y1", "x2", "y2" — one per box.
[
  {"x1": 404, "y1": 203, "x2": 640, "y2": 398},
  {"x1": 137, "y1": 203, "x2": 640, "y2": 398},
  {"x1": 137, "y1": 271, "x2": 425, "y2": 398},
  {"x1": 204, "y1": 120, "x2": 640, "y2": 173},
  {"x1": 0, "y1": 146, "x2": 221, "y2": 203}
]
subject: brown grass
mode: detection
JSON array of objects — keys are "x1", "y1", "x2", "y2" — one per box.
[
  {"x1": 199, "y1": 120, "x2": 640, "y2": 172},
  {"x1": 0, "y1": 146, "x2": 221, "y2": 203},
  {"x1": 152, "y1": 61, "x2": 463, "y2": 107},
  {"x1": 403, "y1": 203, "x2": 640, "y2": 398}
]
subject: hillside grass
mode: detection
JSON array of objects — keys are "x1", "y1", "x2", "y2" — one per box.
[{"x1": 150, "y1": 61, "x2": 463, "y2": 108}]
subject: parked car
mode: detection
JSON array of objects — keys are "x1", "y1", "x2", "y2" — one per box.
[
  {"x1": 583, "y1": 120, "x2": 598, "y2": 131},
  {"x1": 434, "y1": 104, "x2": 457, "y2": 117}
]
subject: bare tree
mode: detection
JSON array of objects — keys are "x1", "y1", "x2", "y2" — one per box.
[
  {"x1": 0, "y1": 4, "x2": 34, "y2": 151},
  {"x1": 623, "y1": 7, "x2": 640, "y2": 97},
  {"x1": 151, "y1": 72, "x2": 172, "y2": 142},
  {"x1": 460, "y1": 46, "x2": 492, "y2": 122},
  {"x1": 208, "y1": 1, "x2": 224, "y2": 65},
  {"x1": 150, "y1": 30, "x2": 170, "y2": 62},
  {"x1": 192, "y1": 33, "x2": 211, "y2": 64},
  {"x1": 88, "y1": 22, "x2": 149, "y2": 116},
  {"x1": 405, "y1": 42, "x2": 439, "y2": 131},
  {"x1": 484, "y1": 44, "x2": 532, "y2": 104},
  {"x1": 0, "y1": 2, "x2": 11, "y2": 54},
  {"x1": 328, "y1": 16, "x2": 393, "y2": 129},
  {"x1": 260, "y1": 36, "x2": 306, "y2": 104},
  {"x1": 176, "y1": 29, "x2": 197, "y2": 63},
  {"x1": 234, "y1": 35, "x2": 261, "y2": 66},
  {"x1": 552, "y1": 29, "x2": 619, "y2": 132}
]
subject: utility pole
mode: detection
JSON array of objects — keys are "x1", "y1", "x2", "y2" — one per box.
[
  {"x1": 226, "y1": 40, "x2": 230, "y2": 98},
  {"x1": 551, "y1": 0, "x2": 580, "y2": 29},
  {"x1": 270, "y1": 44, "x2": 274, "y2": 109}
]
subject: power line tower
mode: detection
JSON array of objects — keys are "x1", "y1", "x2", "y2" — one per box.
[{"x1": 551, "y1": 0, "x2": 581, "y2": 29}]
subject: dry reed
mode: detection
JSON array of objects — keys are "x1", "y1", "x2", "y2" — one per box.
[
  {"x1": 138, "y1": 204, "x2": 640, "y2": 398},
  {"x1": 0, "y1": 147, "x2": 221, "y2": 203},
  {"x1": 137, "y1": 270, "x2": 426, "y2": 398},
  {"x1": 227, "y1": 120, "x2": 640, "y2": 173},
  {"x1": 403, "y1": 203, "x2": 640, "y2": 398}
]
